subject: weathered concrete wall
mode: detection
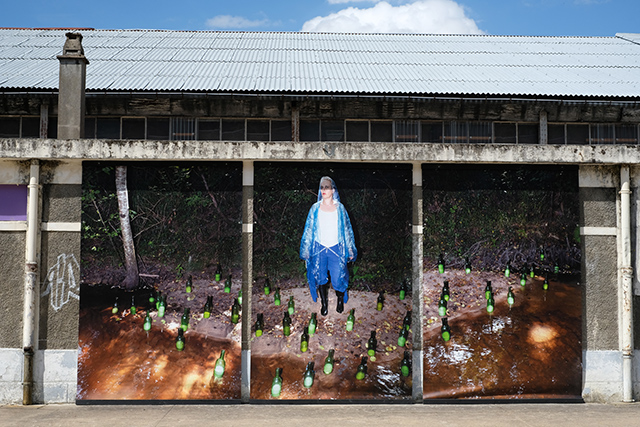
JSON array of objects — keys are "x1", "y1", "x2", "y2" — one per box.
[{"x1": 0, "y1": 232, "x2": 25, "y2": 348}]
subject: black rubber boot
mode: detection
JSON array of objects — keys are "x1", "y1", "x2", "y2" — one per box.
[
  {"x1": 318, "y1": 284, "x2": 329, "y2": 316},
  {"x1": 335, "y1": 290, "x2": 345, "y2": 314}
]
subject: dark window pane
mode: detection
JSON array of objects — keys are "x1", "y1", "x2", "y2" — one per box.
[
  {"x1": 421, "y1": 122, "x2": 442, "y2": 143},
  {"x1": 615, "y1": 124, "x2": 638, "y2": 144},
  {"x1": 567, "y1": 124, "x2": 589, "y2": 145},
  {"x1": 346, "y1": 121, "x2": 368, "y2": 142},
  {"x1": 271, "y1": 120, "x2": 291, "y2": 141},
  {"x1": 149, "y1": 118, "x2": 170, "y2": 140},
  {"x1": 21, "y1": 117, "x2": 40, "y2": 138},
  {"x1": 395, "y1": 120, "x2": 419, "y2": 143},
  {"x1": 171, "y1": 118, "x2": 194, "y2": 140},
  {"x1": 0, "y1": 117, "x2": 20, "y2": 137},
  {"x1": 198, "y1": 119, "x2": 220, "y2": 140},
  {"x1": 444, "y1": 121, "x2": 467, "y2": 143},
  {"x1": 321, "y1": 120, "x2": 344, "y2": 141},
  {"x1": 84, "y1": 117, "x2": 96, "y2": 139},
  {"x1": 469, "y1": 122, "x2": 492, "y2": 143},
  {"x1": 371, "y1": 121, "x2": 392, "y2": 142},
  {"x1": 96, "y1": 118, "x2": 120, "y2": 139},
  {"x1": 222, "y1": 119, "x2": 245, "y2": 140},
  {"x1": 300, "y1": 120, "x2": 319, "y2": 141},
  {"x1": 548, "y1": 124, "x2": 565, "y2": 144},
  {"x1": 518, "y1": 123, "x2": 538, "y2": 144},
  {"x1": 247, "y1": 120, "x2": 270, "y2": 141},
  {"x1": 47, "y1": 117, "x2": 57, "y2": 138},
  {"x1": 122, "y1": 118, "x2": 145, "y2": 139},
  {"x1": 494, "y1": 123, "x2": 516, "y2": 143},
  {"x1": 591, "y1": 124, "x2": 614, "y2": 144}
]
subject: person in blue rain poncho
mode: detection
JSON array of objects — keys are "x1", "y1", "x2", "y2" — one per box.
[{"x1": 300, "y1": 176, "x2": 357, "y2": 316}]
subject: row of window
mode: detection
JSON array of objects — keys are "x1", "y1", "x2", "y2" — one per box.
[{"x1": 1, "y1": 116, "x2": 639, "y2": 145}]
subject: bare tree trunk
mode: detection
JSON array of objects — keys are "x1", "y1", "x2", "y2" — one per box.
[{"x1": 116, "y1": 165, "x2": 139, "y2": 290}]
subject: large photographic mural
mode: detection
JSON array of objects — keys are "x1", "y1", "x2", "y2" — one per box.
[{"x1": 78, "y1": 162, "x2": 580, "y2": 402}]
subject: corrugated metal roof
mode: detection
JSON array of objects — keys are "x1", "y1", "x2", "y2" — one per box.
[{"x1": 1, "y1": 28, "x2": 640, "y2": 97}]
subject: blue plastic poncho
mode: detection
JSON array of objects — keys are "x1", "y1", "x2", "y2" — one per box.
[{"x1": 300, "y1": 177, "x2": 357, "y2": 302}]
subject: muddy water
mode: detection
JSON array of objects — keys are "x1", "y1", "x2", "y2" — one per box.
[{"x1": 423, "y1": 272, "x2": 582, "y2": 400}]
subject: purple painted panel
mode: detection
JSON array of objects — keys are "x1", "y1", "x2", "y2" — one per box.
[{"x1": 0, "y1": 185, "x2": 28, "y2": 221}]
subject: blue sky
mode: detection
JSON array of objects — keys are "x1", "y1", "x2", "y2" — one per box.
[{"x1": 2, "y1": 0, "x2": 638, "y2": 37}]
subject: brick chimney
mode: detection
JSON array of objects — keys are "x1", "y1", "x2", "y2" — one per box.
[{"x1": 57, "y1": 32, "x2": 89, "y2": 140}]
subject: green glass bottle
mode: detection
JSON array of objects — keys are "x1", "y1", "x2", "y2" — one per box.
[
  {"x1": 505, "y1": 261, "x2": 511, "y2": 278},
  {"x1": 355, "y1": 356, "x2": 368, "y2": 380},
  {"x1": 214, "y1": 349, "x2": 226, "y2": 379},
  {"x1": 484, "y1": 280, "x2": 492, "y2": 300},
  {"x1": 255, "y1": 313, "x2": 264, "y2": 337},
  {"x1": 224, "y1": 275, "x2": 232, "y2": 293},
  {"x1": 143, "y1": 311, "x2": 152, "y2": 331},
  {"x1": 282, "y1": 311, "x2": 291, "y2": 336},
  {"x1": 303, "y1": 361, "x2": 315, "y2": 388},
  {"x1": 530, "y1": 264, "x2": 536, "y2": 278},
  {"x1": 376, "y1": 290, "x2": 385, "y2": 311},
  {"x1": 401, "y1": 350, "x2": 411, "y2": 377},
  {"x1": 181, "y1": 307, "x2": 190, "y2": 331},
  {"x1": 203, "y1": 295, "x2": 213, "y2": 319},
  {"x1": 274, "y1": 288, "x2": 281, "y2": 306},
  {"x1": 155, "y1": 291, "x2": 162, "y2": 310},
  {"x1": 308, "y1": 312, "x2": 317, "y2": 336},
  {"x1": 300, "y1": 326, "x2": 309, "y2": 353},
  {"x1": 507, "y1": 286, "x2": 515, "y2": 307},
  {"x1": 231, "y1": 298, "x2": 240, "y2": 324},
  {"x1": 543, "y1": 276, "x2": 549, "y2": 291},
  {"x1": 540, "y1": 247, "x2": 545, "y2": 261},
  {"x1": 287, "y1": 295, "x2": 295, "y2": 315},
  {"x1": 238, "y1": 289, "x2": 243, "y2": 305},
  {"x1": 112, "y1": 296, "x2": 119, "y2": 314},
  {"x1": 441, "y1": 317, "x2": 451, "y2": 341},
  {"x1": 323, "y1": 349, "x2": 335, "y2": 375},
  {"x1": 486, "y1": 295, "x2": 495, "y2": 314},
  {"x1": 399, "y1": 279, "x2": 408, "y2": 301},
  {"x1": 186, "y1": 275, "x2": 193, "y2": 293},
  {"x1": 130, "y1": 295, "x2": 136, "y2": 314},
  {"x1": 176, "y1": 328, "x2": 185, "y2": 351},
  {"x1": 398, "y1": 326, "x2": 409, "y2": 347},
  {"x1": 520, "y1": 272, "x2": 527, "y2": 287},
  {"x1": 438, "y1": 253, "x2": 445, "y2": 274},
  {"x1": 148, "y1": 289, "x2": 156, "y2": 306},
  {"x1": 264, "y1": 277, "x2": 271, "y2": 295},
  {"x1": 442, "y1": 280, "x2": 450, "y2": 301},
  {"x1": 402, "y1": 310, "x2": 412, "y2": 331},
  {"x1": 366, "y1": 330, "x2": 377, "y2": 357},
  {"x1": 346, "y1": 308, "x2": 355, "y2": 331},
  {"x1": 464, "y1": 257, "x2": 471, "y2": 274},
  {"x1": 158, "y1": 295, "x2": 166, "y2": 318},
  {"x1": 271, "y1": 367, "x2": 283, "y2": 397},
  {"x1": 215, "y1": 263, "x2": 222, "y2": 282},
  {"x1": 554, "y1": 262, "x2": 560, "y2": 274},
  {"x1": 437, "y1": 297, "x2": 447, "y2": 317}
]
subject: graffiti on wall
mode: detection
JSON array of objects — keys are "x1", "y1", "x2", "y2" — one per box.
[{"x1": 42, "y1": 253, "x2": 80, "y2": 311}]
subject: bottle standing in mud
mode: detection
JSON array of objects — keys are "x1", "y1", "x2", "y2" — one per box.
[
  {"x1": 366, "y1": 331, "x2": 377, "y2": 358},
  {"x1": 282, "y1": 311, "x2": 291, "y2": 336},
  {"x1": 271, "y1": 367, "x2": 283, "y2": 397},
  {"x1": 308, "y1": 312, "x2": 317, "y2": 336},
  {"x1": 376, "y1": 290, "x2": 385, "y2": 311},
  {"x1": 288, "y1": 295, "x2": 295, "y2": 315},
  {"x1": 254, "y1": 313, "x2": 264, "y2": 337},
  {"x1": 507, "y1": 287, "x2": 515, "y2": 307},
  {"x1": 487, "y1": 294, "x2": 495, "y2": 314},
  {"x1": 214, "y1": 349, "x2": 226, "y2": 379},
  {"x1": 143, "y1": 311, "x2": 152, "y2": 331},
  {"x1": 401, "y1": 350, "x2": 411, "y2": 377},
  {"x1": 520, "y1": 272, "x2": 527, "y2": 287},
  {"x1": 203, "y1": 295, "x2": 213, "y2": 319},
  {"x1": 274, "y1": 288, "x2": 281, "y2": 306},
  {"x1": 438, "y1": 297, "x2": 447, "y2": 317},
  {"x1": 530, "y1": 264, "x2": 536, "y2": 278},
  {"x1": 238, "y1": 289, "x2": 243, "y2": 305},
  {"x1": 158, "y1": 295, "x2": 166, "y2": 318},
  {"x1": 300, "y1": 326, "x2": 309, "y2": 353},
  {"x1": 155, "y1": 291, "x2": 162, "y2": 310},
  {"x1": 438, "y1": 253, "x2": 445, "y2": 274},
  {"x1": 186, "y1": 275, "x2": 193, "y2": 293},
  {"x1": 176, "y1": 328, "x2": 185, "y2": 351},
  {"x1": 540, "y1": 247, "x2": 545, "y2": 261},
  {"x1": 264, "y1": 277, "x2": 271, "y2": 295},
  {"x1": 355, "y1": 356, "x2": 368, "y2": 380},
  {"x1": 554, "y1": 262, "x2": 560, "y2": 275},
  {"x1": 505, "y1": 261, "x2": 511, "y2": 278},
  {"x1": 181, "y1": 307, "x2": 190, "y2": 331},
  {"x1": 112, "y1": 297, "x2": 119, "y2": 314},
  {"x1": 484, "y1": 281, "x2": 493, "y2": 300},
  {"x1": 346, "y1": 308, "x2": 355, "y2": 331},
  {"x1": 215, "y1": 263, "x2": 222, "y2": 282},
  {"x1": 130, "y1": 295, "x2": 136, "y2": 314},
  {"x1": 398, "y1": 326, "x2": 409, "y2": 347},
  {"x1": 224, "y1": 275, "x2": 232, "y2": 293},
  {"x1": 231, "y1": 298, "x2": 240, "y2": 324},
  {"x1": 442, "y1": 280, "x2": 450, "y2": 301},
  {"x1": 543, "y1": 276, "x2": 549, "y2": 291},
  {"x1": 464, "y1": 257, "x2": 471, "y2": 274},
  {"x1": 399, "y1": 279, "x2": 408, "y2": 301},
  {"x1": 303, "y1": 362, "x2": 315, "y2": 388},
  {"x1": 403, "y1": 310, "x2": 412, "y2": 331},
  {"x1": 441, "y1": 317, "x2": 451, "y2": 341},
  {"x1": 148, "y1": 289, "x2": 156, "y2": 306},
  {"x1": 323, "y1": 349, "x2": 335, "y2": 375}
]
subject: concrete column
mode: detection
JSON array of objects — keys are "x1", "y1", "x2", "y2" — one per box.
[
  {"x1": 57, "y1": 32, "x2": 89, "y2": 140},
  {"x1": 291, "y1": 103, "x2": 300, "y2": 143},
  {"x1": 39, "y1": 103, "x2": 48, "y2": 139},
  {"x1": 539, "y1": 110, "x2": 548, "y2": 145},
  {"x1": 241, "y1": 160, "x2": 254, "y2": 402},
  {"x1": 619, "y1": 166, "x2": 634, "y2": 402},
  {"x1": 411, "y1": 162, "x2": 424, "y2": 402}
]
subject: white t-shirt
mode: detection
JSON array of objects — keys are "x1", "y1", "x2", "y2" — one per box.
[{"x1": 318, "y1": 208, "x2": 339, "y2": 247}]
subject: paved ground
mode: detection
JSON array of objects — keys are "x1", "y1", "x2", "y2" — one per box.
[{"x1": 0, "y1": 403, "x2": 638, "y2": 427}]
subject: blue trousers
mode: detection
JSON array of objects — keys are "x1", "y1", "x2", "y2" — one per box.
[{"x1": 315, "y1": 244, "x2": 349, "y2": 302}]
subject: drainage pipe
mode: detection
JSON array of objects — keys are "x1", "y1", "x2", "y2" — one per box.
[
  {"x1": 22, "y1": 159, "x2": 40, "y2": 405},
  {"x1": 619, "y1": 165, "x2": 634, "y2": 403}
]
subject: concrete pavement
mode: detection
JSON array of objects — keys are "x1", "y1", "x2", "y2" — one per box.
[{"x1": 1, "y1": 403, "x2": 639, "y2": 427}]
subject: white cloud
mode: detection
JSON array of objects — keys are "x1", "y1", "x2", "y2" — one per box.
[
  {"x1": 206, "y1": 15, "x2": 270, "y2": 30},
  {"x1": 328, "y1": 0, "x2": 378, "y2": 4},
  {"x1": 302, "y1": 0, "x2": 483, "y2": 34}
]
